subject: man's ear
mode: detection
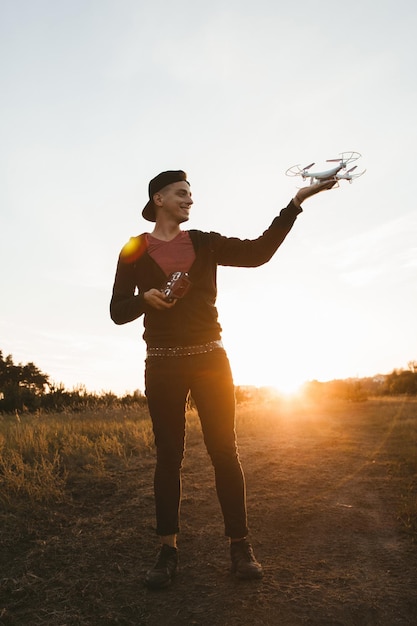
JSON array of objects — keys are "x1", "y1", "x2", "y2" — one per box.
[{"x1": 153, "y1": 192, "x2": 163, "y2": 207}]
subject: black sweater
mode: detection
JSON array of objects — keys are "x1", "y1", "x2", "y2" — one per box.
[{"x1": 110, "y1": 200, "x2": 302, "y2": 348}]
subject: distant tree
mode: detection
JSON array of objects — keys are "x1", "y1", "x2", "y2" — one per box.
[
  {"x1": 302, "y1": 380, "x2": 326, "y2": 401},
  {"x1": 120, "y1": 389, "x2": 148, "y2": 407},
  {"x1": 41, "y1": 381, "x2": 72, "y2": 411},
  {"x1": 235, "y1": 386, "x2": 254, "y2": 404},
  {"x1": 384, "y1": 368, "x2": 417, "y2": 395},
  {"x1": 303, "y1": 378, "x2": 367, "y2": 402},
  {"x1": 0, "y1": 350, "x2": 49, "y2": 412}
]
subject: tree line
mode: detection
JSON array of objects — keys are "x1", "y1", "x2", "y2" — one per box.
[
  {"x1": 1, "y1": 350, "x2": 417, "y2": 413},
  {"x1": 0, "y1": 350, "x2": 147, "y2": 413}
]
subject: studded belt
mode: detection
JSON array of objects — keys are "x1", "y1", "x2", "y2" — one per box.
[{"x1": 146, "y1": 339, "x2": 224, "y2": 358}]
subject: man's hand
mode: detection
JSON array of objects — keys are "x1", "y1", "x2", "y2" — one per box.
[
  {"x1": 144, "y1": 288, "x2": 177, "y2": 310},
  {"x1": 293, "y1": 179, "x2": 337, "y2": 208}
]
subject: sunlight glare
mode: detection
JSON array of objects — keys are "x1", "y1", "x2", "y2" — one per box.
[{"x1": 218, "y1": 269, "x2": 373, "y2": 396}]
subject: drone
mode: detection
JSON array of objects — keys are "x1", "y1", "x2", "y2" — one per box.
[{"x1": 285, "y1": 151, "x2": 366, "y2": 186}]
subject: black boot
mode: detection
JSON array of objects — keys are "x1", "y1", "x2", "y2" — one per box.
[
  {"x1": 145, "y1": 544, "x2": 178, "y2": 589},
  {"x1": 230, "y1": 539, "x2": 263, "y2": 580}
]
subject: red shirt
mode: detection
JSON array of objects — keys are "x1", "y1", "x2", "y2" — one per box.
[{"x1": 146, "y1": 231, "x2": 196, "y2": 276}]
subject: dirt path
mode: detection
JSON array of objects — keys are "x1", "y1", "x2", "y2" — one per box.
[
  {"x1": 1, "y1": 400, "x2": 416, "y2": 625},
  {"x1": 156, "y1": 408, "x2": 417, "y2": 626}
]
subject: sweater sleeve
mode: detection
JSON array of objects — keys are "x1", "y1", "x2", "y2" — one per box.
[
  {"x1": 210, "y1": 200, "x2": 302, "y2": 267},
  {"x1": 110, "y1": 238, "x2": 149, "y2": 325}
]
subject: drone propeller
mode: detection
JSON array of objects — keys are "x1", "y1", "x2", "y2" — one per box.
[
  {"x1": 302, "y1": 162, "x2": 315, "y2": 171},
  {"x1": 326, "y1": 157, "x2": 348, "y2": 170},
  {"x1": 336, "y1": 166, "x2": 366, "y2": 183},
  {"x1": 326, "y1": 152, "x2": 361, "y2": 169},
  {"x1": 286, "y1": 164, "x2": 306, "y2": 177}
]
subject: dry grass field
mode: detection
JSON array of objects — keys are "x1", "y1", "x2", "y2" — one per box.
[{"x1": 1, "y1": 396, "x2": 416, "y2": 625}]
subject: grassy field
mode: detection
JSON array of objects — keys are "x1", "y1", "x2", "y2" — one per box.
[
  {"x1": 1, "y1": 396, "x2": 416, "y2": 625},
  {"x1": 0, "y1": 405, "x2": 154, "y2": 504}
]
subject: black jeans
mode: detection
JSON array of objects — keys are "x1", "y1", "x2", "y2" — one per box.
[{"x1": 145, "y1": 348, "x2": 248, "y2": 539}]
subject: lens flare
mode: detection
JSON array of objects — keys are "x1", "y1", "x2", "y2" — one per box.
[{"x1": 120, "y1": 235, "x2": 148, "y2": 264}]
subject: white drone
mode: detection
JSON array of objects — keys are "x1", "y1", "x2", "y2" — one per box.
[{"x1": 286, "y1": 151, "x2": 366, "y2": 186}]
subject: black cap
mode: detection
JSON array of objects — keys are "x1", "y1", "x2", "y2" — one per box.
[{"x1": 142, "y1": 170, "x2": 189, "y2": 222}]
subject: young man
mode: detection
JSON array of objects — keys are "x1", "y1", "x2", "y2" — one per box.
[{"x1": 110, "y1": 170, "x2": 334, "y2": 589}]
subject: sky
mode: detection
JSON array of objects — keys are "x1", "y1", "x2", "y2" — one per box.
[{"x1": 1, "y1": 0, "x2": 417, "y2": 395}]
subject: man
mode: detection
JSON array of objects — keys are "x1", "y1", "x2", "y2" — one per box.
[{"x1": 110, "y1": 170, "x2": 334, "y2": 589}]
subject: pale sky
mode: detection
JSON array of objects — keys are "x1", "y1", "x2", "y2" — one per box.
[{"x1": 1, "y1": 0, "x2": 416, "y2": 395}]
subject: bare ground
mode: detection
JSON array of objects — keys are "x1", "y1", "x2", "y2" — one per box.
[{"x1": 1, "y1": 399, "x2": 417, "y2": 625}]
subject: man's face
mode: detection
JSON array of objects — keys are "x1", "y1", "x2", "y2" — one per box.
[{"x1": 154, "y1": 181, "x2": 193, "y2": 224}]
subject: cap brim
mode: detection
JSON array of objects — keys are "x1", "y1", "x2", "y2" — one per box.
[{"x1": 142, "y1": 200, "x2": 156, "y2": 222}]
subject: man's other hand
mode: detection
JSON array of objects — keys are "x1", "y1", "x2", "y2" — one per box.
[
  {"x1": 293, "y1": 179, "x2": 337, "y2": 207},
  {"x1": 144, "y1": 289, "x2": 177, "y2": 310}
]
